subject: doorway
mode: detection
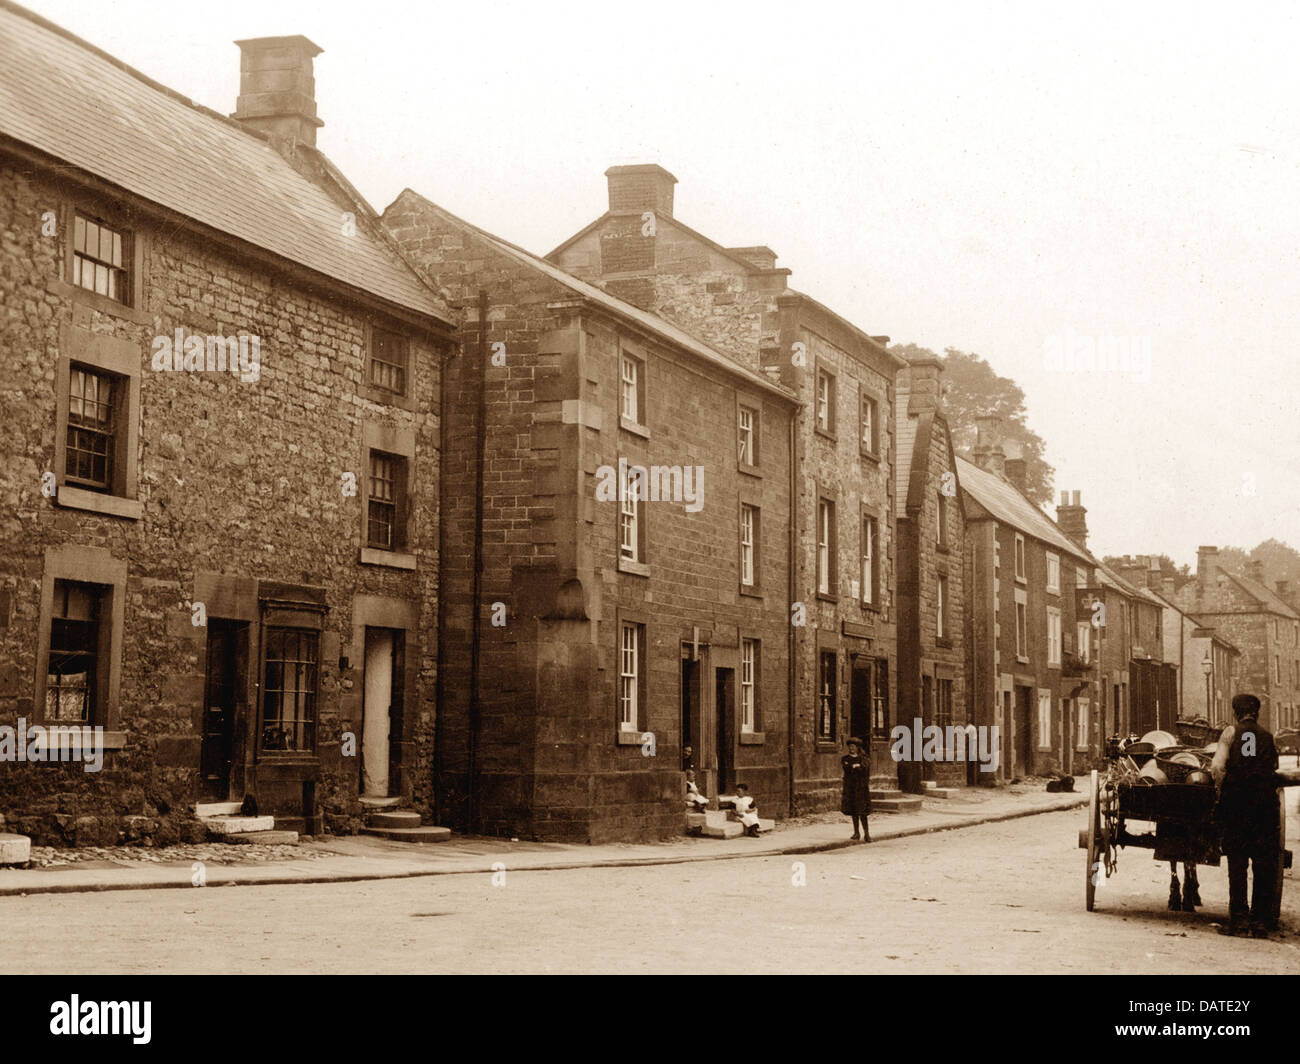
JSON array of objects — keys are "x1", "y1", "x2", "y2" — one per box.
[
  {"x1": 1015, "y1": 685, "x2": 1033, "y2": 777},
  {"x1": 200, "y1": 620, "x2": 245, "y2": 802},
  {"x1": 681, "y1": 653, "x2": 700, "y2": 771},
  {"x1": 849, "y1": 659, "x2": 871, "y2": 743},
  {"x1": 715, "y1": 667, "x2": 735, "y2": 795},
  {"x1": 362, "y1": 627, "x2": 404, "y2": 798}
]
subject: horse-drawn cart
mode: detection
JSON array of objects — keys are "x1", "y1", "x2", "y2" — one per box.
[{"x1": 1078, "y1": 740, "x2": 1298, "y2": 915}]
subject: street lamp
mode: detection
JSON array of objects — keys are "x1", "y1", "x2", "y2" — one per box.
[{"x1": 1201, "y1": 652, "x2": 1213, "y2": 720}]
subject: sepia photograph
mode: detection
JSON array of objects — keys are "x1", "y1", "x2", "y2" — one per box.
[{"x1": 0, "y1": 0, "x2": 1297, "y2": 1034}]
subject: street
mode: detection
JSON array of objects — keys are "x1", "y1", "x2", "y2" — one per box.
[{"x1": 3, "y1": 807, "x2": 1296, "y2": 974}]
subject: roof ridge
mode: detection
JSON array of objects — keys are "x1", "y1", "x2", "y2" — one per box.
[{"x1": 0, "y1": 0, "x2": 280, "y2": 148}]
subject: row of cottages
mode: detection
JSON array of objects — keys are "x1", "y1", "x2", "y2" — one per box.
[
  {"x1": 1110, "y1": 556, "x2": 1242, "y2": 729},
  {"x1": 0, "y1": 7, "x2": 458, "y2": 844},
  {"x1": 1172, "y1": 549, "x2": 1300, "y2": 732},
  {"x1": 959, "y1": 420, "x2": 1183, "y2": 779},
  {"x1": 545, "y1": 165, "x2": 970, "y2": 807}
]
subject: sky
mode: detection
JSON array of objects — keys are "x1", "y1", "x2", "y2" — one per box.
[{"x1": 20, "y1": 0, "x2": 1300, "y2": 569}]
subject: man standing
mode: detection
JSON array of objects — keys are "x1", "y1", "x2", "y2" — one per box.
[{"x1": 1211, "y1": 693, "x2": 1280, "y2": 937}]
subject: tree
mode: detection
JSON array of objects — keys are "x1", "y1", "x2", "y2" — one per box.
[{"x1": 891, "y1": 343, "x2": 1055, "y2": 508}]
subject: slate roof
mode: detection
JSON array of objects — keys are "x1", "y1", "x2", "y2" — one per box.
[
  {"x1": 1224, "y1": 570, "x2": 1300, "y2": 619},
  {"x1": 0, "y1": 1, "x2": 450, "y2": 322},
  {"x1": 393, "y1": 190, "x2": 797, "y2": 403},
  {"x1": 956, "y1": 456, "x2": 1091, "y2": 563}
]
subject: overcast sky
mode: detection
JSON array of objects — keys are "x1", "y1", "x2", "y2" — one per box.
[{"x1": 25, "y1": 0, "x2": 1300, "y2": 568}]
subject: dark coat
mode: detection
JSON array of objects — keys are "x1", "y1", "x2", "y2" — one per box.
[
  {"x1": 841, "y1": 752, "x2": 872, "y2": 815},
  {"x1": 1216, "y1": 719, "x2": 1280, "y2": 857}
]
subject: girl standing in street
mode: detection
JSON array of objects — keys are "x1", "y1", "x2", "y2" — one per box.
[{"x1": 841, "y1": 736, "x2": 872, "y2": 842}]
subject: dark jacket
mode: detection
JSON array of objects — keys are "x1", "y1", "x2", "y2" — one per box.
[
  {"x1": 1216, "y1": 718, "x2": 1280, "y2": 857},
  {"x1": 841, "y1": 752, "x2": 872, "y2": 815}
]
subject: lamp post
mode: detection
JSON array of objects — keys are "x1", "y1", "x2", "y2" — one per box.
[{"x1": 1201, "y1": 651, "x2": 1214, "y2": 721}]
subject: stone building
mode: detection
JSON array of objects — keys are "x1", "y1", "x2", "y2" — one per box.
[
  {"x1": 381, "y1": 190, "x2": 798, "y2": 842},
  {"x1": 960, "y1": 425, "x2": 1098, "y2": 780},
  {"x1": 893, "y1": 352, "x2": 969, "y2": 791},
  {"x1": 548, "y1": 165, "x2": 903, "y2": 811},
  {"x1": 0, "y1": 5, "x2": 456, "y2": 845},
  {"x1": 1173, "y1": 548, "x2": 1300, "y2": 732}
]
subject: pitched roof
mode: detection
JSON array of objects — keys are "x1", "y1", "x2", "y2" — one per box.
[
  {"x1": 956, "y1": 456, "x2": 1091, "y2": 563},
  {"x1": 0, "y1": 1, "x2": 450, "y2": 323},
  {"x1": 391, "y1": 190, "x2": 797, "y2": 403},
  {"x1": 1224, "y1": 570, "x2": 1300, "y2": 619}
]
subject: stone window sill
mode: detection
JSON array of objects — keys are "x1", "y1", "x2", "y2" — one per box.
[
  {"x1": 31, "y1": 728, "x2": 127, "y2": 750},
  {"x1": 738, "y1": 462, "x2": 761, "y2": 478},
  {"x1": 739, "y1": 731, "x2": 765, "y2": 745},
  {"x1": 615, "y1": 728, "x2": 647, "y2": 746},
  {"x1": 56, "y1": 485, "x2": 142, "y2": 520},
  {"x1": 47, "y1": 279, "x2": 150, "y2": 326},
  {"x1": 619, "y1": 417, "x2": 650, "y2": 439},
  {"x1": 618, "y1": 557, "x2": 650, "y2": 577},
  {"x1": 739, "y1": 584, "x2": 763, "y2": 599},
  {"x1": 359, "y1": 380, "x2": 417, "y2": 413},
  {"x1": 359, "y1": 547, "x2": 417, "y2": 570},
  {"x1": 816, "y1": 592, "x2": 838, "y2": 604}
]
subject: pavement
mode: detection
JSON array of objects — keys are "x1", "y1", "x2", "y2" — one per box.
[{"x1": 0, "y1": 778, "x2": 1086, "y2": 896}]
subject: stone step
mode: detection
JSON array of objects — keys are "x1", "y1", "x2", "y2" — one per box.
[
  {"x1": 685, "y1": 812, "x2": 707, "y2": 834},
  {"x1": 870, "y1": 788, "x2": 906, "y2": 800},
  {"x1": 872, "y1": 795, "x2": 923, "y2": 813},
  {"x1": 202, "y1": 815, "x2": 275, "y2": 835},
  {"x1": 360, "y1": 825, "x2": 452, "y2": 844},
  {"x1": 701, "y1": 820, "x2": 743, "y2": 839},
  {"x1": 194, "y1": 801, "x2": 242, "y2": 818},
  {"x1": 0, "y1": 833, "x2": 32, "y2": 866},
  {"x1": 358, "y1": 795, "x2": 403, "y2": 810},
  {"x1": 924, "y1": 787, "x2": 959, "y2": 799},
  {"x1": 213, "y1": 829, "x2": 299, "y2": 845},
  {"x1": 368, "y1": 810, "x2": 422, "y2": 829},
  {"x1": 869, "y1": 776, "x2": 898, "y2": 789}
]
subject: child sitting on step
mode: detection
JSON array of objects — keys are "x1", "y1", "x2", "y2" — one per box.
[
  {"x1": 733, "y1": 783, "x2": 761, "y2": 837},
  {"x1": 684, "y1": 770, "x2": 709, "y2": 812}
]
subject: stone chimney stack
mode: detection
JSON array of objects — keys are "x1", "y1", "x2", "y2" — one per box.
[
  {"x1": 233, "y1": 36, "x2": 324, "y2": 148},
  {"x1": 904, "y1": 352, "x2": 943, "y2": 415},
  {"x1": 1197, "y1": 545, "x2": 1219, "y2": 587},
  {"x1": 1146, "y1": 555, "x2": 1162, "y2": 589},
  {"x1": 1056, "y1": 490, "x2": 1088, "y2": 548},
  {"x1": 606, "y1": 164, "x2": 677, "y2": 218},
  {"x1": 1004, "y1": 456, "x2": 1027, "y2": 495},
  {"x1": 1247, "y1": 559, "x2": 1265, "y2": 585},
  {"x1": 972, "y1": 415, "x2": 1006, "y2": 478}
]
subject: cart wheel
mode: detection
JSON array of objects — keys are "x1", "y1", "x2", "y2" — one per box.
[{"x1": 1086, "y1": 769, "x2": 1100, "y2": 911}]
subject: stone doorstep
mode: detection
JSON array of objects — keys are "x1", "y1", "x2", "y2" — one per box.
[
  {"x1": 194, "y1": 801, "x2": 243, "y2": 818},
  {"x1": 359, "y1": 826, "x2": 452, "y2": 844},
  {"x1": 872, "y1": 796, "x2": 924, "y2": 813},
  {"x1": 201, "y1": 815, "x2": 275, "y2": 834},
  {"x1": 368, "y1": 810, "x2": 422, "y2": 830},
  {"x1": 358, "y1": 796, "x2": 402, "y2": 810},
  {"x1": 0, "y1": 833, "x2": 31, "y2": 866},
  {"x1": 211, "y1": 829, "x2": 299, "y2": 845},
  {"x1": 924, "y1": 787, "x2": 959, "y2": 800}
]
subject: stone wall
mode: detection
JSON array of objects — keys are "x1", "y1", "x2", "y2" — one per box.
[{"x1": 0, "y1": 160, "x2": 444, "y2": 845}]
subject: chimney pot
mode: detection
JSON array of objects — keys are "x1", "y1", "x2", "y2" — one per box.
[{"x1": 1056, "y1": 490, "x2": 1088, "y2": 549}]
